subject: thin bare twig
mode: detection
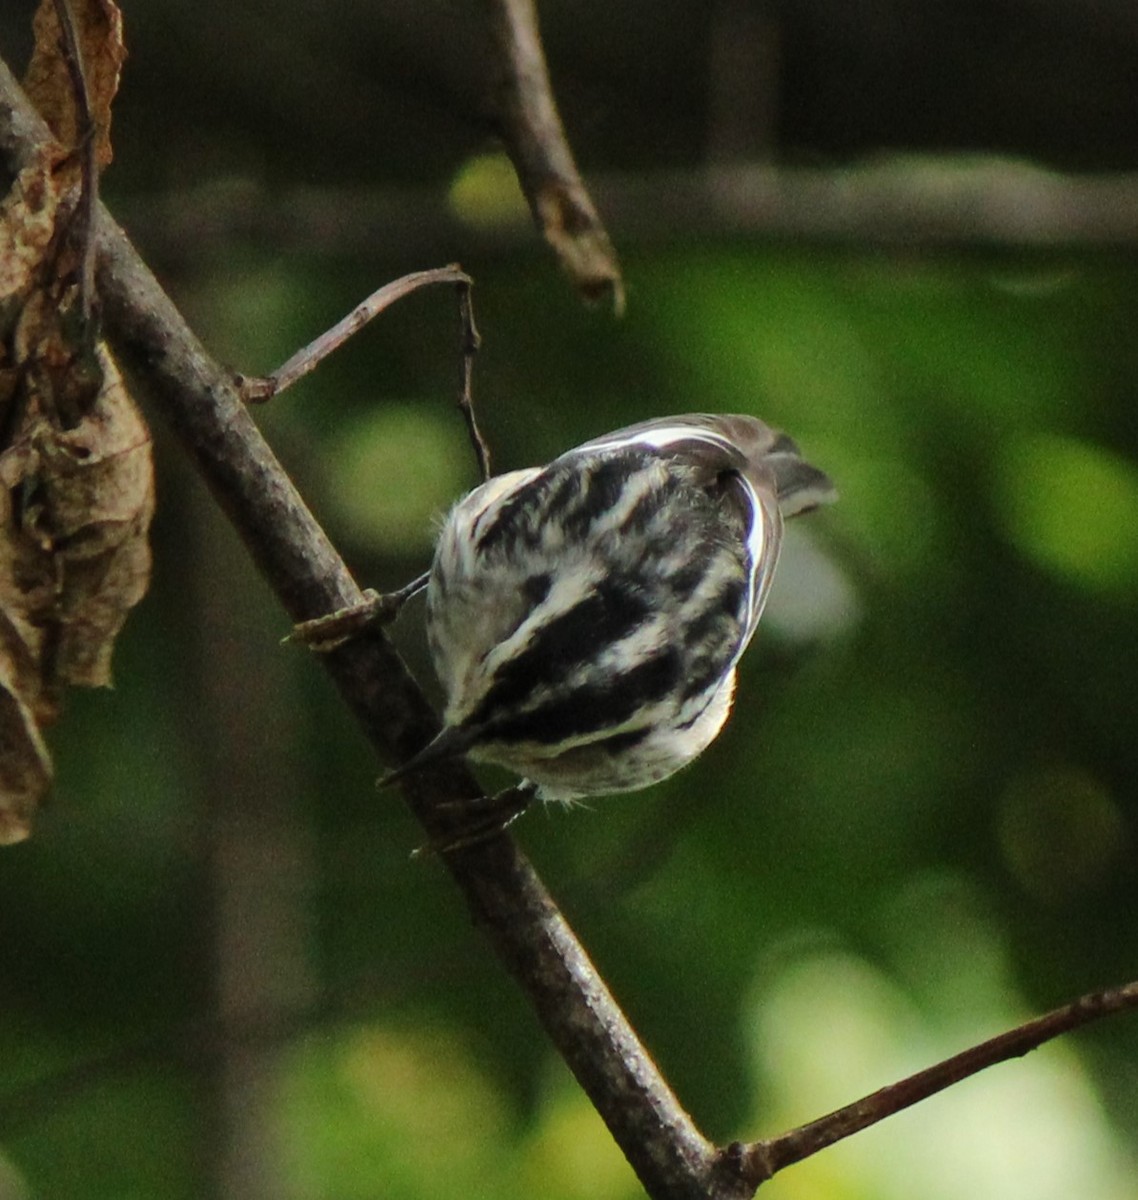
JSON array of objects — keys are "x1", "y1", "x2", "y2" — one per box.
[
  {"x1": 482, "y1": 0, "x2": 624, "y2": 311},
  {"x1": 237, "y1": 262, "x2": 490, "y2": 476},
  {"x1": 51, "y1": 0, "x2": 98, "y2": 321},
  {"x1": 455, "y1": 276, "x2": 491, "y2": 480},
  {"x1": 237, "y1": 264, "x2": 471, "y2": 402},
  {"x1": 256, "y1": 267, "x2": 486, "y2": 646},
  {"x1": 728, "y1": 978, "x2": 1138, "y2": 1187}
]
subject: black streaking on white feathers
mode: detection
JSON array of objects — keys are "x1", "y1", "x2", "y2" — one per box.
[{"x1": 386, "y1": 413, "x2": 835, "y2": 800}]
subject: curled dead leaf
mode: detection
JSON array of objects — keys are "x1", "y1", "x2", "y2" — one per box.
[
  {"x1": 35, "y1": 345, "x2": 155, "y2": 691},
  {"x1": 0, "y1": 0, "x2": 148, "y2": 840},
  {"x1": 0, "y1": 329, "x2": 155, "y2": 834},
  {"x1": 23, "y1": 0, "x2": 126, "y2": 172},
  {"x1": 0, "y1": 326, "x2": 154, "y2": 653},
  {"x1": 0, "y1": 150, "x2": 62, "y2": 301}
]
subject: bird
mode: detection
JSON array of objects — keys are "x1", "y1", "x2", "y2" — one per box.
[{"x1": 381, "y1": 412, "x2": 835, "y2": 802}]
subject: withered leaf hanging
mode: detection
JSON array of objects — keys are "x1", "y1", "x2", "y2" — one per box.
[{"x1": 0, "y1": 0, "x2": 151, "y2": 844}]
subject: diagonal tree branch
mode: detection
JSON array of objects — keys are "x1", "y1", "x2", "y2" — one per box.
[{"x1": 0, "y1": 54, "x2": 726, "y2": 1200}]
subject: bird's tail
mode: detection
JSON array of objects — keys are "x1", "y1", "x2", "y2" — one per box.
[{"x1": 761, "y1": 431, "x2": 837, "y2": 518}]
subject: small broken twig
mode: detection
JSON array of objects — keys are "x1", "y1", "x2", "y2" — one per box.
[
  {"x1": 455, "y1": 277, "x2": 491, "y2": 480},
  {"x1": 287, "y1": 574, "x2": 429, "y2": 650},
  {"x1": 51, "y1": 0, "x2": 98, "y2": 322},
  {"x1": 482, "y1": 0, "x2": 624, "y2": 311}
]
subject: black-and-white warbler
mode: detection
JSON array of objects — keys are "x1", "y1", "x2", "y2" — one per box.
[{"x1": 388, "y1": 413, "x2": 835, "y2": 800}]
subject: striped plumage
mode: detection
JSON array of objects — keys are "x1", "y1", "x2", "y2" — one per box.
[{"x1": 403, "y1": 414, "x2": 834, "y2": 801}]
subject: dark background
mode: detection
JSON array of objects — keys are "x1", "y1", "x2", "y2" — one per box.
[{"x1": 1, "y1": 3, "x2": 1137, "y2": 1198}]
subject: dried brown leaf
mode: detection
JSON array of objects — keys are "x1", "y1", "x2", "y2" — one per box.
[
  {"x1": 23, "y1": 0, "x2": 125, "y2": 169},
  {"x1": 0, "y1": 321, "x2": 155, "y2": 834},
  {"x1": 0, "y1": 150, "x2": 62, "y2": 301},
  {"x1": 0, "y1": 2, "x2": 150, "y2": 838},
  {"x1": 40, "y1": 346, "x2": 154, "y2": 689},
  {"x1": 0, "y1": 337, "x2": 155, "y2": 695},
  {"x1": 0, "y1": 483, "x2": 57, "y2": 845}
]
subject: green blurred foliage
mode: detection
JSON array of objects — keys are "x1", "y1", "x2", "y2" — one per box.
[{"x1": 3, "y1": 240, "x2": 1136, "y2": 1199}]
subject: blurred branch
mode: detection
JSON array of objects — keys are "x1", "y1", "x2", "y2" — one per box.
[
  {"x1": 116, "y1": 160, "x2": 1138, "y2": 269},
  {"x1": 0, "y1": 54, "x2": 720, "y2": 1200},
  {"x1": 481, "y1": 0, "x2": 624, "y2": 310},
  {"x1": 706, "y1": 0, "x2": 780, "y2": 164},
  {"x1": 736, "y1": 978, "x2": 1138, "y2": 1187}
]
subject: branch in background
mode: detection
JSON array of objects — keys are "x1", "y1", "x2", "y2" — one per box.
[
  {"x1": 0, "y1": 56, "x2": 721, "y2": 1200},
  {"x1": 115, "y1": 161, "x2": 1138, "y2": 268},
  {"x1": 705, "y1": 0, "x2": 781, "y2": 164},
  {"x1": 688, "y1": 157, "x2": 1138, "y2": 246},
  {"x1": 481, "y1": 0, "x2": 624, "y2": 311}
]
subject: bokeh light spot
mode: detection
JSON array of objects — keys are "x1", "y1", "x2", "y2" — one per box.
[
  {"x1": 993, "y1": 433, "x2": 1138, "y2": 591},
  {"x1": 321, "y1": 404, "x2": 471, "y2": 553},
  {"x1": 448, "y1": 152, "x2": 529, "y2": 228}
]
